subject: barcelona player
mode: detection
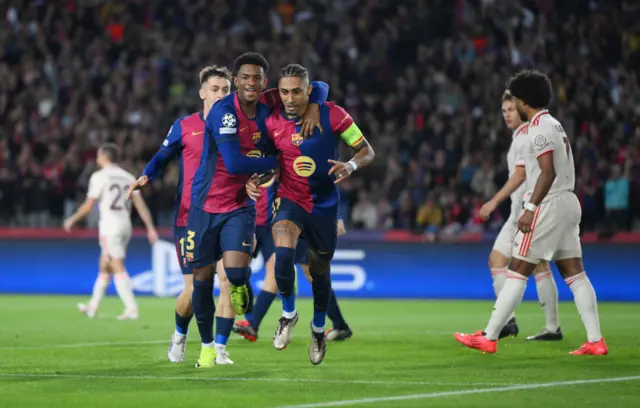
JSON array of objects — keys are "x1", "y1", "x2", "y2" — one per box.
[
  {"x1": 235, "y1": 176, "x2": 353, "y2": 342},
  {"x1": 259, "y1": 64, "x2": 374, "y2": 365},
  {"x1": 187, "y1": 53, "x2": 329, "y2": 368}
]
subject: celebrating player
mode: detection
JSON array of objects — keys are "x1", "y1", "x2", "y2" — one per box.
[
  {"x1": 128, "y1": 66, "x2": 238, "y2": 364},
  {"x1": 479, "y1": 91, "x2": 562, "y2": 341},
  {"x1": 263, "y1": 64, "x2": 374, "y2": 365},
  {"x1": 187, "y1": 53, "x2": 329, "y2": 368},
  {"x1": 65, "y1": 144, "x2": 158, "y2": 320},
  {"x1": 235, "y1": 176, "x2": 353, "y2": 342},
  {"x1": 454, "y1": 70, "x2": 607, "y2": 355}
]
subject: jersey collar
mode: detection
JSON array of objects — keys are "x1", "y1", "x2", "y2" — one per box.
[{"x1": 530, "y1": 109, "x2": 549, "y2": 124}]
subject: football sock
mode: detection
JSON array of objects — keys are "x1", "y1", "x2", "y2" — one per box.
[
  {"x1": 250, "y1": 290, "x2": 276, "y2": 329},
  {"x1": 490, "y1": 267, "x2": 515, "y2": 320},
  {"x1": 484, "y1": 270, "x2": 527, "y2": 340},
  {"x1": 311, "y1": 271, "x2": 332, "y2": 330},
  {"x1": 535, "y1": 270, "x2": 560, "y2": 331},
  {"x1": 275, "y1": 246, "x2": 296, "y2": 317},
  {"x1": 327, "y1": 289, "x2": 348, "y2": 329},
  {"x1": 566, "y1": 272, "x2": 602, "y2": 342},
  {"x1": 192, "y1": 279, "x2": 215, "y2": 344},
  {"x1": 88, "y1": 273, "x2": 110, "y2": 311},
  {"x1": 215, "y1": 316, "x2": 234, "y2": 346},
  {"x1": 175, "y1": 310, "x2": 193, "y2": 336},
  {"x1": 114, "y1": 272, "x2": 137, "y2": 312}
]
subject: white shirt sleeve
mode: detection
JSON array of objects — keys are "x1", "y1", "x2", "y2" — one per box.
[
  {"x1": 531, "y1": 126, "x2": 557, "y2": 158},
  {"x1": 87, "y1": 172, "x2": 103, "y2": 200}
]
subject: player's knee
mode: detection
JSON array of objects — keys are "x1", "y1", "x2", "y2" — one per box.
[
  {"x1": 309, "y1": 257, "x2": 330, "y2": 277},
  {"x1": 533, "y1": 261, "x2": 551, "y2": 274},
  {"x1": 555, "y1": 257, "x2": 583, "y2": 279},
  {"x1": 224, "y1": 267, "x2": 250, "y2": 287},
  {"x1": 273, "y1": 221, "x2": 300, "y2": 247},
  {"x1": 193, "y1": 265, "x2": 214, "y2": 282},
  {"x1": 506, "y1": 257, "x2": 535, "y2": 277},
  {"x1": 488, "y1": 250, "x2": 508, "y2": 269}
]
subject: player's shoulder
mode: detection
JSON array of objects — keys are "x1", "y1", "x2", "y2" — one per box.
[
  {"x1": 512, "y1": 122, "x2": 529, "y2": 139},
  {"x1": 212, "y1": 93, "x2": 237, "y2": 113}
]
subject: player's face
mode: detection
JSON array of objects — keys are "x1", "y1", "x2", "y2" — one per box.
[
  {"x1": 200, "y1": 76, "x2": 231, "y2": 110},
  {"x1": 96, "y1": 150, "x2": 107, "y2": 169},
  {"x1": 501, "y1": 99, "x2": 521, "y2": 130},
  {"x1": 279, "y1": 76, "x2": 311, "y2": 118},
  {"x1": 235, "y1": 65, "x2": 268, "y2": 103}
]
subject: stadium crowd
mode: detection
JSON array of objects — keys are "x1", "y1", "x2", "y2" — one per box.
[{"x1": 0, "y1": 0, "x2": 639, "y2": 236}]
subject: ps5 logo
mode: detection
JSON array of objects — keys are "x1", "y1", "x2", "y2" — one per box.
[{"x1": 132, "y1": 240, "x2": 367, "y2": 296}]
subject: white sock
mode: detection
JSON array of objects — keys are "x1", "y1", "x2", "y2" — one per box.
[
  {"x1": 202, "y1": 342, "x2": 214, "y2": 348},
  {"x1": 535, "y1": 270, "x2": 560, "y2": 331},
  {"x1": 311, "y1": 323, "x2": 324, "y2": 334},
  {"x1": 566, "y1": 272, "x2": 602, "y2": 343},
  {"x1": 174, "y1": 330, "x2": 186, "y2": 338},
  {"x1": 491, "y1": 267, "x2": 515, "y2": 320},
  {"x1": 283, "y1": 310, "x2": 297, "y2": 319},
  {"x1": 215, "y1": 343, "x2": 226, "y2": 351},
  {"x1": 114, "y1": 272, "x2": 138, "y2": 312},
  {"x1": 484, "y1": 270, "x2": 527, "y2": 340},
  {"x1": 88, "y1": 273, "x2": 110, "y2": 311}
]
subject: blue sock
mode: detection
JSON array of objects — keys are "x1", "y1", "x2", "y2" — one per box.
[
  {"x1": 327, "y1": 289, "x2": 348, "y2": 330},
  {"x1": 274, "y1": 246, "x2": 296, "y2": 313},
  {"x1": 225, "y1": 267, "x2": 250, "y2": 287},
  {"x1": 175, "y1": 310, "x2": 193, "y2": 335},
  {"x1": 215, "y1": 316, "x2": 234, "y2": 346},
  {"x1": 249, "y1": 290, "x2": 276, "y2": 329},
  {"x1": 311, "y1": 272, "x2": 331, "y2": 329},
  {"x1": 192, "y1": 280, "x2": 215, "y2": 344}
]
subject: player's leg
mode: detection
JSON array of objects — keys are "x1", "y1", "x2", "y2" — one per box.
[
  {"x1": 553, "y1": 196, "x2": 606, "y2": 355},
  {"x1": 235, "y1": 226, "x2": 277, "y2": 341},
  {"x1": 527, "y1": 261, "x2": 563, "y2": 341},
  {"x1": 304, "y1": 217, "x2": 338, "y2": 365},
  {"x1": 106, "y1": 233, "x2": 137, "y2": 320},
  {"x1": 298, "y1": 241, "x2": 352, "y2": 341},
  {"x1": 77, "y1": 252, "x2": 111, "y2": 318},
  {"x1": 220, "y1": 209, "x2": 256, "y2": 315},
  {"x1": 213, "y1": 260, "x2": 235, "y2": 364},
  {"x1": 168, "y1": 273, "x2": 193, "y2": 363},
  {"x1": 271, "y1": 218, "x2": 301, "y2": 350},
  {"x1": 456, "y1": 203, "x2": 557, "y2": 353},
  {"x1": 490, "y1": 217, "x2": 519, "y2": 338},
  {"x1": 187, "y1": 210, "x2": 219, "y2": 368}
]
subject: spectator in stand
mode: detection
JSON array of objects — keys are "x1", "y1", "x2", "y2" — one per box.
[
  {"x1": 0, "y1": 0, "x2": 638, "y2": 238},
  {"x1": 605, "y1": 163, "x2": 631, "y2": 231}
]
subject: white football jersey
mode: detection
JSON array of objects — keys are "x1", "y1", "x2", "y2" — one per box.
[
  {"x1": 522, "y1": 110, "x2": 575, "y2": 203},
  {"x1": 506, "y1": 122, "x2": 528, "y2": 216},
  {"x1": 87, "y1": 164, "x2": 137, "y2": 235}
]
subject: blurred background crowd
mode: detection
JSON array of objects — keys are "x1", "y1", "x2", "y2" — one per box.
[{"x1": 1, "y1": 0, "x2": 639, "y2": 237}]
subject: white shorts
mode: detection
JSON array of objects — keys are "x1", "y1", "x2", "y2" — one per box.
[
  {"x1": 512, "y1": 191, "x2": 582, "y2": 264},
  {"x1": 100, "y1": 233, "x2": 131, "y2": 260},
  {"x1": 492, "y1": 213, "x2": 517, "y2": 258}
]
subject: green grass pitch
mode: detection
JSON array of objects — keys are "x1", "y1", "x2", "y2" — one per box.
[{"x1": 0, "y1": 296, "x2": 638, "y2": 408}]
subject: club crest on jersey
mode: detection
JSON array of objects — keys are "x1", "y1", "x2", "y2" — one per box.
[
  {"x1": 291, "y1": 133, "x2": 303, "y2": 146},
  {"x1": 293, "y1": 156, "x2": 316, "y2": 177},
  {"x1": 252, "y1": 132, "x2": 262, "y2": 144}
]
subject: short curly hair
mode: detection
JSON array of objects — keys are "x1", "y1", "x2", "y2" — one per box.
[
  {"x1": 233, "y1": 52, "x2": 269, "y2": 75},
  {"x1": 507, "y1": 70, "x2": 553, "y2": 109}
]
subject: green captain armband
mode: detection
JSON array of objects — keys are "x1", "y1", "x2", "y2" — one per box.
[{"x1": 340, "y1": 123, "x2": 364, "y2": 147}]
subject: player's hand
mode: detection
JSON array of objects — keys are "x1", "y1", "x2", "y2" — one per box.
[
  {"x1": 297, "y1": 103, "x2": 323, "y2": 138},
  {"x1": 337, "y1": 218, "x2": 347, "y2": 237},
  {"x1": 147, "y1": 228, "x2": 159, "y2": 245},
  {"x1": 246, "y1": 176, "x2": 262, "y2": 201},
  {"x1": 479, "y1": 199, "x2": 498, "y2": 221},
  {"x1": 328, "y1": 160, "x2": 355, "y2": 184},
  {"x1": 127, "y1": 175, "x2": 149, "y2": 199},
  {"x1": 63, "y1": 218, "x2": 74, "y2": 232},
  {"x1": 517, "y1": 210, "x2": 535, "y2": 234}
]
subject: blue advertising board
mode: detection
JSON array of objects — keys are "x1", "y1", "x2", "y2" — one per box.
[{"x1": 0, "y1": 238, "x2": 638, "y2": 301}]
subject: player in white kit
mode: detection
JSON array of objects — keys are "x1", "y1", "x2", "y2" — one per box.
[
  {"x1": 455, "y1": 70, "x2": 607, "y2": 355},
  {"x1": 64, "y1": 144, "x2": 158, "y2": 320},
  {"x1": 479, "y1": 91, "x2": 562, "y2": 341}
]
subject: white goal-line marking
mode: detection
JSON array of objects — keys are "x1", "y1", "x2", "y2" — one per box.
[
  {"x1": 271, "y1": 376, "x2": 640, "y2": 408},
  {"x1": 0, "y1": 373, "x2": 516, "y2": 387}
]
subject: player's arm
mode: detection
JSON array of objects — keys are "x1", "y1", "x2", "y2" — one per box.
[
  {"x1": 479, "y1": 165, "x2": 526, "y2": 219},
  {"x1": 131, "y1": 192, "x2": 159, "y2": 244},
  {"x1": 518, "y1": 133, "x2": 556, "y2": 233},
  {"x1": 328, "y1": 105, "x2": 375, "y2": 184},
  {"x1": 128, "y1": 121, "x2": 183, "y2": 198},
  {"x1": 209, "y1": 105, "x2": 278, "y2": 175},
  {"x1": 64, "y1": 174, "x2": 100, "y2": 231}
]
